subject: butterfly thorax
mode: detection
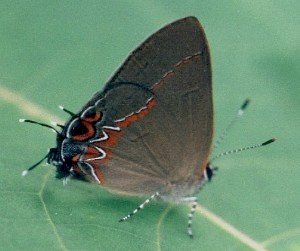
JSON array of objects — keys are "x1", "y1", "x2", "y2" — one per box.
[{"x1": 47, "y1": 123, "x2": 88, "y2": 179}]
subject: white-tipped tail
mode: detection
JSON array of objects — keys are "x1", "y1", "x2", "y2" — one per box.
[
  {"x1": 22, "y1": 170, "x2": 28, "y2": 176},
  {"x1": 58, "y1": 105, "x2": 64, "y2": 110},
  {"x1": 19, "y1": 119, "x2": 25, "y2": 123}
]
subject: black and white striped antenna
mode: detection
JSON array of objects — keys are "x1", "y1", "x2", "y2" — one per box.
[
  {"x1": 213, "y1": 98, "x2": 250, "y2": 150},
  {"x1": 211, "y1": 138, "x2": 276, "y2": 163}
]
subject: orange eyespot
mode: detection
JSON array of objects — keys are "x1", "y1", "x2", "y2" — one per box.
[
  {"x1": 69, "y1": 119, "x2": 95, "y2": 141},
  {"x1": 82, "y1": 107, "x2": 102, "y2": 122}
]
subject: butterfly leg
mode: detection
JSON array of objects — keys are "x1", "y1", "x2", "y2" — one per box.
[
  {"x1": 187, "y1": 198, "x2": 198, "y2": 238},
  {"x1": 119, "y1": 192, "x2": 160, "y2": 222}
]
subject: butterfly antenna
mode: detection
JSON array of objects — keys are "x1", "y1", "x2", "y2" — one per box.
[
  {"x1": 50, "y1": 121, "x2": 64, "y2": 129},
  {"x1": 21, "y1": 151, "x2": 50, "y2": 176},
  {"x1": 59, "y1": 105, "x2": 75, "y2": 116},
  {"x1": 19, "y1": 119, "x2": 60, "y2": 134},
  {"x1": 210, "y1": 138, "x2": 276, "y2": 163},
  {"x1": 213, "y1": 98, "x2": 250, "y2": 149}
]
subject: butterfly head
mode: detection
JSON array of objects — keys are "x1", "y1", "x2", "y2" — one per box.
[
  {"x1": 19, "y1": 118, "x2": 77, "y2": 180},
  {"x1": 46, "y1": 147, "x2": 70, "y2": 179}
]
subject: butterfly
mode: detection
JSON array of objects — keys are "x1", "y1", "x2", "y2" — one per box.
[{"x1": 21, "y1": 16, "x2": 275, "y2": 237}]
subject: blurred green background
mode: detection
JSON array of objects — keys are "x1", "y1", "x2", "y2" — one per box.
[{"x1": 0, "y1": 1, "x2": 299, "y2": 250}]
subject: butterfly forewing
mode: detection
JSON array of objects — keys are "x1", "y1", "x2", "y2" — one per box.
[
  {"x1": 81, "y1": 16, "x2": 209, "y2": 108},
  {"x1": 63, "y1": 16, "x2": 213, "y2": 198},
  {"x1": 99, "y1": 55, "x2": 212, "y2": 196}
]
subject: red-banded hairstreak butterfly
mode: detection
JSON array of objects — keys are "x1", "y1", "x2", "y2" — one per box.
[{"x1": 20, "y1": 16, "x2": 276, "y2": 237}]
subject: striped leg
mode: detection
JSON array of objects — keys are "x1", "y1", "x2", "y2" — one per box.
[
  {"x1": 119, "y1": 192, "x2": 160, "y2": 222},
  {"x1": 187, "y1": 199, "x2": 198, "y2": 238}
]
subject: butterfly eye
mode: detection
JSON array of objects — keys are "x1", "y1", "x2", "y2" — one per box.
[
  {"x1": 67, "y1": 118, "x2": 95, "y2": 141},
  {"x1": 81, "y1": 106, "x2": 102, "y2": 122}
]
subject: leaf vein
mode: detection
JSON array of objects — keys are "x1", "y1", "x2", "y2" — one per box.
[
  {"x1": 196, "y1": 203, "x2": 267, "y2": 251},
  {"x1": 156, "y1": 204, "x2": 172, "y2": 251},
  {"x1": 38, "y1": 170, "x2": 68, "y2": 251}
]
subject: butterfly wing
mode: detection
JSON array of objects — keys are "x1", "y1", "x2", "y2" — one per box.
[
  {"x1": 98, "y1": 55, "x2": 212, "y2": 196},
  {"x1": 82, "y1": 16, "x2": 209, "y2": 106},
  {"x1": 66, "y1": 17, "x2": 213, "y2": 197}
]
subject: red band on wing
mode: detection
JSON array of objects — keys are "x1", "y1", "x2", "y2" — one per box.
[
  {"x1": 71, "y1": 120, "x2": 95, "y2": 141},
  {"x1": 152, "y1": 71, "x2": 176, "y2": 92},
  {"x1": 82, "y1": 147, "x2": 100, "y2": 160},
  {"x1": 102, "y1": 129, "x2": 124, "y2": 147},
  {"x1": 116, "y1": 98, "x2": 157, "y2": 128},
  {"x1": 82, "y1": 111, "x2": 102, "y2": 122},
  {"x1": 75, "y1": 97, "x2": 157, "y2": 185},
  {"x1": 80, "y1": 146, "x2": 109, "y2": 163},
  {"x1": 93, "y1": 164, "x2": 105, "y2": 184}
]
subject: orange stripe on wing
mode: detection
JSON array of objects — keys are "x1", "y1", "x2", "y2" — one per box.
[
  {"x1": 71, "y1": 120, "x2": 95, "y2": 141},
  {"x1": 101, "y1": 129, "x2": 124, "y2": 147},
  {"x1": 81, "y1": 147, "x2": 100, "y2": 160},
  {"x1": 82, "y1": 111, "x2": 102, "y2": 122},
  {"x1": 93, "y1": 166, "x2": 105, "y2": 184},
  {"x1": 82, "y1": 97, "x2": 158, "y2": 184},
  {"x1": 116, "y1": 98, "x2": 157, "y2": 128}
]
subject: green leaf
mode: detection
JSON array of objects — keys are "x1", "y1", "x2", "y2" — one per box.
[{"x1": 0, "y1": 1, "x2": 299, "y2": 250}]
